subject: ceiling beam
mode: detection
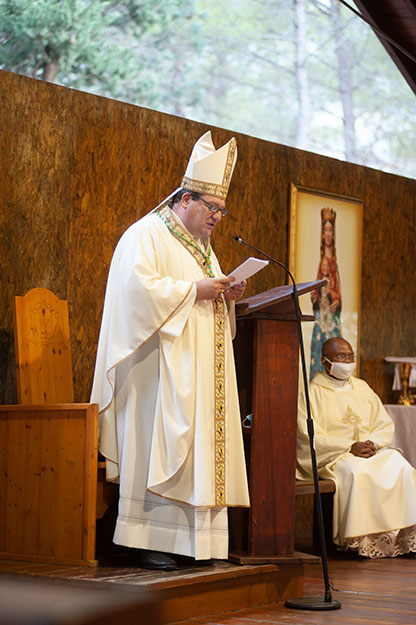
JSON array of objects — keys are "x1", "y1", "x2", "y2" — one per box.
[{"x1": 348, "y1": 0, "x2": 416, "y2": 95}]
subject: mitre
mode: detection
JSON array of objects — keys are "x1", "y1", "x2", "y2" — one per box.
[
  {"x1": 181, "y1": 131, "x2": 237, "y2": 200},
  {"x1": 154, "y1": 131, "x2": 237, "y2": 210}
]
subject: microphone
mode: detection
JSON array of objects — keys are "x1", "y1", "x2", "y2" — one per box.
[
  {"x1": 233, "y1": 234, "x2": 338, "y2": 609},
  {"x1": 234, "y1": 235, "x2": 296, "y2": 285}
]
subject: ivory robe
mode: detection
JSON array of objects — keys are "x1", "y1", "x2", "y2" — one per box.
[
  {"x1": 296, "y1": 372, "x2": 416, "y2": 552},
  {"x1": 91, "y1": 209, "x2": 250, "y2": 559}
]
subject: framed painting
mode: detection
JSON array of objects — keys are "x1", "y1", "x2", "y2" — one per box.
[{"x1": 289, "y1": 184, "x2": 363, "y2": 380}]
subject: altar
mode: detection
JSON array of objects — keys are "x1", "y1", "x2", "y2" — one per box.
[{"x1": 385, "y1": 405, "x2": 416, "y2": 469}]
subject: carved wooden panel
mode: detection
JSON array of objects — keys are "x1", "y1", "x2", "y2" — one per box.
[{"x1": 14, "y1": 288, "x2": 74, "y2": 404}]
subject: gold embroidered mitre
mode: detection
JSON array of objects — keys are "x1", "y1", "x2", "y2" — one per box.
[{"x1": 181, "y1": 131, "x2": 237, "y2": 200}]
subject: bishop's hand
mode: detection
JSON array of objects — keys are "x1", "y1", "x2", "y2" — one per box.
[
  {"x1": 224, "y1": 280, "x2": 246, "y2": 301},
  {"x1": 195, "y1": 277, "x2": 233, "y2": 300}
]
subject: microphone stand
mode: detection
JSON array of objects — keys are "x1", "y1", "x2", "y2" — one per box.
[{"x1": 234, "y1": 235, "x2": 341, "y2": 611}]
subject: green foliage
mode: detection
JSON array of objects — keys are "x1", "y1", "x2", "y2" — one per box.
[
  {"x1": 0, "y1": 0, "x2": 414, "y2": 178},
  {"x1": 1, "y1": 1, "x2": 117, "y2": 79},
  {"x1": 0, "y1": 0, "x2": 201, "y2": 100}
]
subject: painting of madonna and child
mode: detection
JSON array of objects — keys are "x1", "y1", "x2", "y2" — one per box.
[{"x1": 289, "y1": 185, "x2": 362, "y2": 380}]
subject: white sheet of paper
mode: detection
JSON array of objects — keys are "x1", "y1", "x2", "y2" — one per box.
[{"x1": 227, "y1": 257, "x2": 269, "y2": 284}]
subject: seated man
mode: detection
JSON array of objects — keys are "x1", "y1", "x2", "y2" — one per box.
[{"x1": 296, "y1": 337, "x2": 416, "y2": 558}]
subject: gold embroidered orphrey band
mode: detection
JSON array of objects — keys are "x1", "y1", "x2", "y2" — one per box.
[
  {"x1": 157, "y1": 206, "x2": 227, "y2": 506},
  {"x1": 181, "y1": 137, "x2": 237, "y2": 200}
]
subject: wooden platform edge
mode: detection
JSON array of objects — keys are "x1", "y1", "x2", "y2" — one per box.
[
  {"x1": 0, "y1": 559, "x2": 305, "y2": 625},
  {"x1": 0, "y1": 552, "x2": 98, "y2": 568},
  {"x1": 155, "y1": 562, "x2": 305, "y2": 624},
  {"x1": 228, "y1": 551, "x2": 320, "y2": 565}
]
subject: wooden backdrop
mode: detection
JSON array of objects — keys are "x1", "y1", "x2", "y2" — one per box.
[{"x1": 1, "y1": 70, "x2": 415, "y2": 404}]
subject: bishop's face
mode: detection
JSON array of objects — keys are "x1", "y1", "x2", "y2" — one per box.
[{"x1": 181, "y1": 194, "x2": 225, "y2": 239}]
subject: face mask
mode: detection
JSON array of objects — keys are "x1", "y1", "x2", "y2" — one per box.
[{"x1": 323, "y1": 357, "x2": 355, "y2": 380}]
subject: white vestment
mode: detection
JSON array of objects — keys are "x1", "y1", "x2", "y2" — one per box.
[
  {"x1": 91, "y1": 209, "x2": 249, "y2": 559},
  {"x1": 297, "y1": 372, "x2": 416, "y2": 557}
]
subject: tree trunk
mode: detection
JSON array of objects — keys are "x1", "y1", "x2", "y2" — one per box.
[
  {"x1": 330, "y1": 0, "x2": 357, "y2": 161},
  {"x1": 170, "y1": 40, "x2": 187, "y2": 117},
  {"x1": 42, "y1": 46, "x2": 59, "y2": 83},
  {"x1": 294, "y1": 0, "x2": 310, "y2": 149}
]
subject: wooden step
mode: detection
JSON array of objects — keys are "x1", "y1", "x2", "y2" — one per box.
[{"x1": 0, "y1": 557, "x2": 316, "y2": 624}]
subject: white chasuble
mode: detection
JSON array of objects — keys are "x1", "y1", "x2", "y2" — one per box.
[
  {"x1": 91, "y1": 209, "x2": 249, "y2": 559},
  {"x1": 296, "y1": 373, "x2": 416, "y2": 554}
]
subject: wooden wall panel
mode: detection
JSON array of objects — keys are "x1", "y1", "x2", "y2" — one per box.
[
  {"x1": 0, "y1": 75, "x2": 75, "y2": 403},
  {"x1": 1, "y1": 70, "x2": 415, "y2": 403}
]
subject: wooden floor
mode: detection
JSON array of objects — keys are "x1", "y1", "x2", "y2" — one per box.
[
  {"x1": 0, "y1": 553, "x2": 415, "y2": 624},
  {"x1": 178, "y1": 554, "x2": 416, "y2": 624}
]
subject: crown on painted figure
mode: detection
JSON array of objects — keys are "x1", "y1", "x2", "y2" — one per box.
[{"x1": 321, "y1": 207, "x2": 336, "y2": 222}]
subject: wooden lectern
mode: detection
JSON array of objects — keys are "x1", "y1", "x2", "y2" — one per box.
[{"x1": 229, "y1": 280, "x2": 326, "y2": 563}]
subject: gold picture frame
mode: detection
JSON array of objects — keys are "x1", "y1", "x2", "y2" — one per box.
[{"x1": 289, "y1": 184, "x2": 363, "y2": 380}]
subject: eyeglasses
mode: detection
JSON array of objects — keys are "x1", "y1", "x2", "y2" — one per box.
[{"x1": 197, "y1": 197, "x2": 228, "y2": 217}]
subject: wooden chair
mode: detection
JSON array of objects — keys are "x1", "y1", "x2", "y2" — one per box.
[
  {"x1": 0, "y1": 288, "x2": 99, "y2": 566},
  {"x1": 13, "y1": 287, "x2": 74, "y2": 404}
]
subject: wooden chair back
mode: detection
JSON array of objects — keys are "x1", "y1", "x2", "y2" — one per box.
[{"x1": 13, "y1": 288, "x2": 74, "y2": 404}]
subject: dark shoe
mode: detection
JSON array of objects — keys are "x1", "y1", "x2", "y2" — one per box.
[
  {"x1": 174, "y1": 554, "x2": 213, "y2": 567},
  {"x1": 192, "y1": 558, "x2": 213, "y2": 567},
  {"x1": 132, "y1": 549, "x2": 177, "y2": 570}
]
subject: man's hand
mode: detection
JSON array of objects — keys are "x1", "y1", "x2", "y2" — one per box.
[
  {"x1": 224, "y1": 280, "x2": 246, "y2": 301},
  {"x1": 195, "y1": 277, "x2": 233, "y2": 300},
  {"x1": 350, "y1": 440, "x2": 376, "y2": 458}
]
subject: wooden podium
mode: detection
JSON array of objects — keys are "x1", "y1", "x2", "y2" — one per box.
[{"x1": 229, "y1": 280, "x2": 325, "y2": 563}]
